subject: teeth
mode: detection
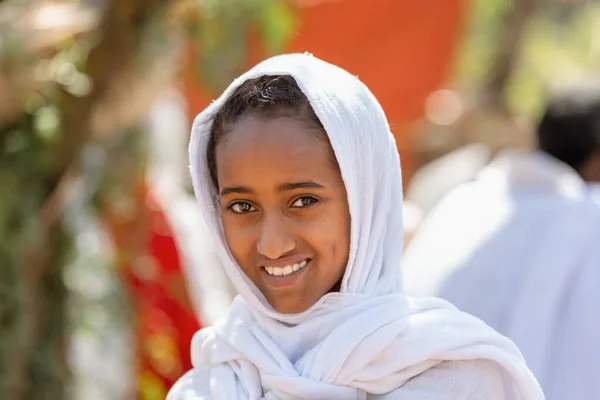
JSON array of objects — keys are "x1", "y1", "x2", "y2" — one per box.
[{"x1": 264, "y1": 260, "x2": 309, "y2": 276}]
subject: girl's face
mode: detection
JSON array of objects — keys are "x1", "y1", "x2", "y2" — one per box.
[{"x1": 215, "y1": 115, "x2": 351, "y2": 314}]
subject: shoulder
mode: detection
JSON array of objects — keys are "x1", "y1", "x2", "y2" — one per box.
[
  {"x1": 167, "y1": 368, "x2": 211, "y2": 400},
  {"x1": 370, "y1": 359, "x2": 506, "y2": 400}
]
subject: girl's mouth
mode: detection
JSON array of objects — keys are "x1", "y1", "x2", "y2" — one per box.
[
  {"x1": 263, "y1": 259, "x2": 308, "y2": 276},
  {"x1": 260, "y1": 259, "x2": 311, "y2": 288}
]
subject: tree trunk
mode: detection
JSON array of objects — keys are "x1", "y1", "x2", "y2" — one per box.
[{"x1": 480, "y1": 0, "x2": 541, "y2": 114}]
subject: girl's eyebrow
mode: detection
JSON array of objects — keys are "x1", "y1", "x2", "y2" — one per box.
[
  {"x1": 220, "y1": 186, "x2": 253, "y2": 196},
  {"x1": 220, "y1": 181, "x2": 324, "y2": 197},
  {"x1": 278, "y1": 181, "x2": 324, "y2": 192}
]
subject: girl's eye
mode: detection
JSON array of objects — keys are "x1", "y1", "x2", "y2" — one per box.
[
  {"x1": 229, "y1": 202, "x2": 256, "y2": 214},
  {"x1": 291, "y1": 196, "x2": 319, "y2": 208}
]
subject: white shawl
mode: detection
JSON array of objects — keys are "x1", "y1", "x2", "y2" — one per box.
[{"x1": 172, "y1": 54, "x2": 543, "y2": 399}]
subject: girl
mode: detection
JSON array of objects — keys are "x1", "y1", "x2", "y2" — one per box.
[{"x1": 168, "y1": 53, "x2": 543, "y2": 399}]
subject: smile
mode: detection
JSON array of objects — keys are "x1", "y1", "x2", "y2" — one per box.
[{"x1": 263, "y1": 260, "x2": 308, "y2": 277}]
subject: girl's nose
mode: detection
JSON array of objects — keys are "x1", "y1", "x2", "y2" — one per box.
[{"x1": 256, "y1": 213, "x2": 296, "y2": 259}]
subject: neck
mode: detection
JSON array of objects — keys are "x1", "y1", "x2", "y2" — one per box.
[{"x1": 328, "y1": 277, "x2": 343, "y2": 293}]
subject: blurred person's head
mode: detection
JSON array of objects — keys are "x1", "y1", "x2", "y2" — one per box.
[{"x1": 537, "y1": 82, "x2": 600, "y2": 182}]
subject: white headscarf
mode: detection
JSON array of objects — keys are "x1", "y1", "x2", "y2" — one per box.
[{"x1": 181, "y1": 53, "x2": 542, "y2": 399}]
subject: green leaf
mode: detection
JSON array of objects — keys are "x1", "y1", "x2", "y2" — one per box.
[
  {"x1": 33, "y1": 105, "x2": 61, "y2": 143},
  {"x1": 258, "y1": 2, "x2": 296, "y2": 55}
]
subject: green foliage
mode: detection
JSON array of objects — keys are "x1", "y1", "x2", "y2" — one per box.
[
  {"x1": 257, "y1": 1, "x2": 296, "y2": 55},
  {"x1": 456, "y1": 0, "x2": 600, "y2": 119},
  {"x1": 192, "y1": 0, "x2": 296, "y2": 94},
  {"x1": 507, "y1": 3, "x2": 600, "y2": 118},
  {"x1": 454, "y1": 0, "x2": 514, "y2": 89}
]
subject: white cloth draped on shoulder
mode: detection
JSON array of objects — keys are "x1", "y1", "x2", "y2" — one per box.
[{"x1": 168, "y1": 53, "x2": 543, "y2": 399}]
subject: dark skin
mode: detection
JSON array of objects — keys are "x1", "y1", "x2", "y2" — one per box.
[
  {"x1": 579, "y1": 152, "x2": 600, "y2": 182},
  {"x1": 215, "y1": 115, "x2": 350, "y2": 314}
]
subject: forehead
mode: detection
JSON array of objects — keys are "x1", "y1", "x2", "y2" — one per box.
[{"x1": 215, "y1": 115, "x2": 339, "y2": 185}]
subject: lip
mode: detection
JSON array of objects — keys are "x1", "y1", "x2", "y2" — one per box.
[
  {"x1": 260, "y1": 259, "x2": 311, "y2": 289},
  {"x1": 259, "y1": 256, "x2": 311, "y2": 269}
]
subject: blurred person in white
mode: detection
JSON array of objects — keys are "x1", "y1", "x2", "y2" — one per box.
[
  {"x1": 590, "y1": 184, "x2": 600, "y2": 203},
  {"x1": 402, "y1": 144, "x2": 492, "y2": 247},
  {"x1": 406, "y1": 144, "x2": 492, "y2": 215},
  {"x1": 403, "y1": 82, "x2": 600, "y2": 400}
]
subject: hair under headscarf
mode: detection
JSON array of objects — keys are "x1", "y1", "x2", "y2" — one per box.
[{"x1": 181, "y1": 53, "x2": 542, "y2": 399}]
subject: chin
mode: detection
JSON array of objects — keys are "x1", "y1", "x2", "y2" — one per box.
[{"x1": 270, "y1": 301, "x2": 312, "y2": 315}]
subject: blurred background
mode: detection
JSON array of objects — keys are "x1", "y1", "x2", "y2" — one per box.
[{"x1": 1, "y1": 0, "x2": 599, "y2": 399}]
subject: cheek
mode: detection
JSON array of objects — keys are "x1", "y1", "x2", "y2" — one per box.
[
  {"x1": 220, "y1": 215, "x2": 255, "y2": 265},
  {"x1": 305, "y1": 206, "x2": 350, "y2": 259},
  {"x1": 332, "y1": 201, "x2": 351, "y2": 270},
  {"x1": 334, "y1": 212, "x2": 351, "y2": 266}
]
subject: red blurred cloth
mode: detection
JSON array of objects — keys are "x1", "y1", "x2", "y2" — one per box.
[{"x1": 103, "y1": 186, "x2": 201, "y2": 399}]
